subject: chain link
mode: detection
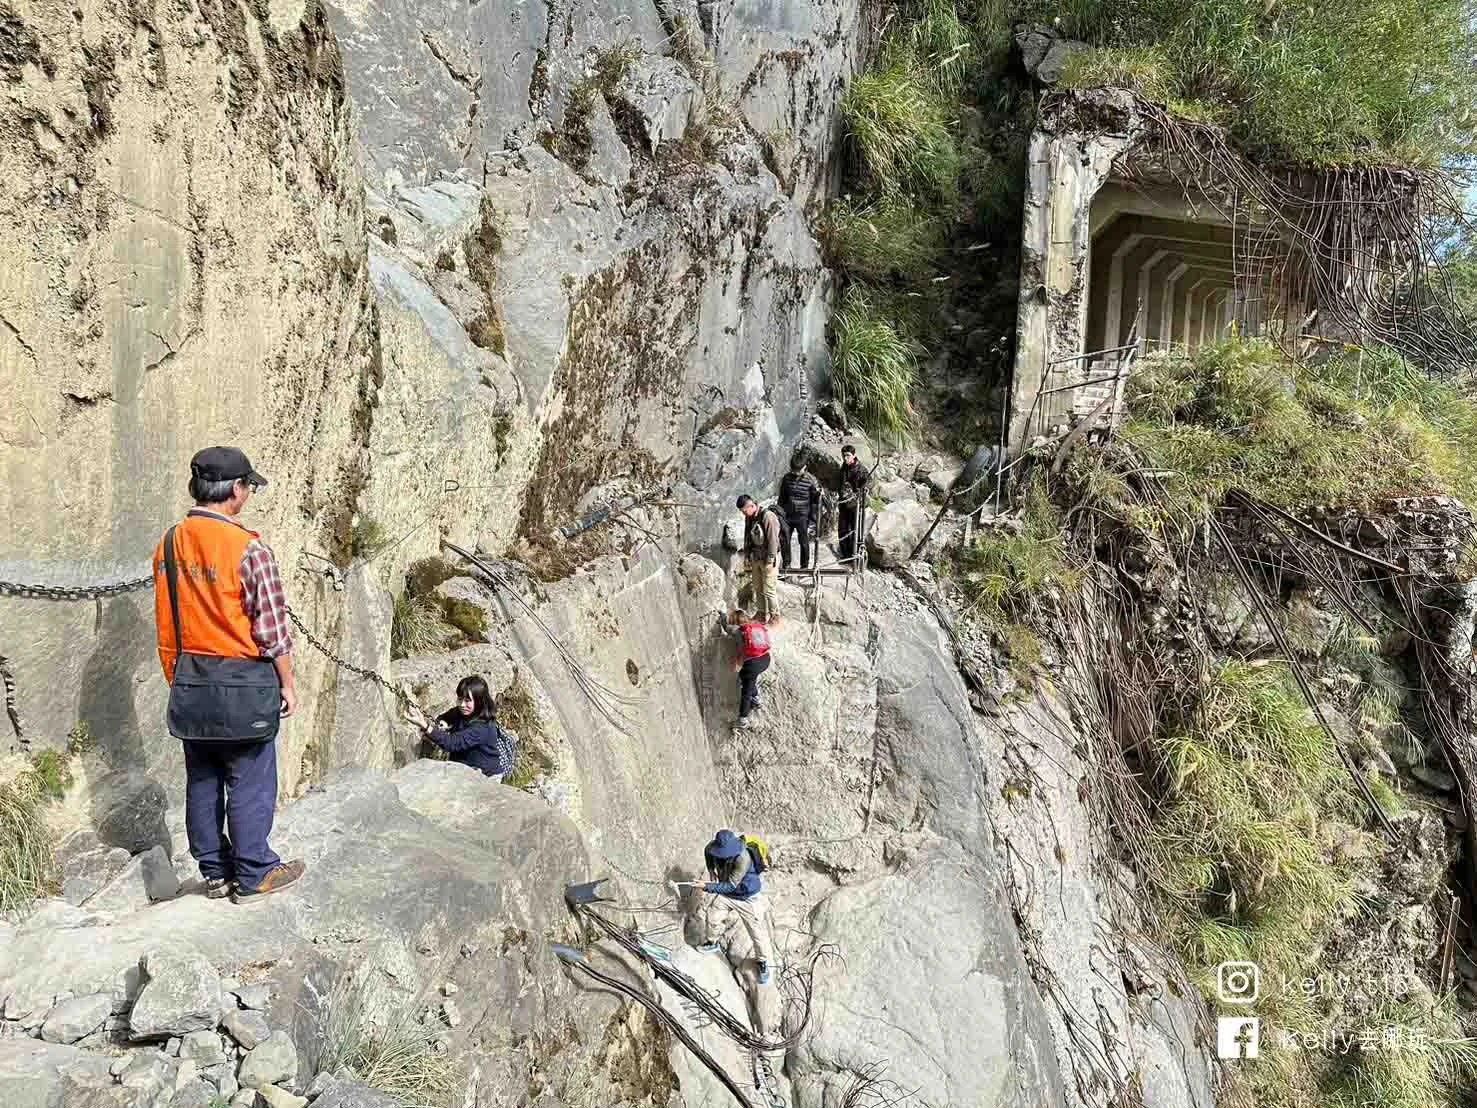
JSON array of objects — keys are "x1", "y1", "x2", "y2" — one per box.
[
  {"x1": 0, "y1": 575, "x2": 154, "y2": 601},
  {"x1": 0, "y1": 572, "x2": 410, "y2": 710},
  {"x1": 285, "y1": 604, "x2": 411, "y2": 707}
]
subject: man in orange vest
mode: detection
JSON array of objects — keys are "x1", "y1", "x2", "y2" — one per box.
[{"x1": 153, "y1": 447, "x2": 304, "y2": 905}]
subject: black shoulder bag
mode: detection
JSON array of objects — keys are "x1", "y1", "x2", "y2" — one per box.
[{"x1": 163, "y1": 525, "x2": 282, "y2": 742}]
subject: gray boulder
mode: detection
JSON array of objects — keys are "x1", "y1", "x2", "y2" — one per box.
[
  {"x1": 141, "y1": 845, "x2": 183, "y2": 903},
  {"x1": 312, "y1": 1076, "x2": 406, "y2": 1108},
  {"x1": 232, "y1": 984, "x2": 271, "y2": 1012},
  {"x1": 1013, "y1": 26, "x2": 1088, "y2": 85},
  {"x1": 222, "y1": 1009, "x2": 272, "y2": 1050},
  {"x1": 795, "y1": 435, "x2": 875, "y2": 491},
  {"x1": 119, "y1": 1051, "x2": 176, "y2": 1097},
  {"x1": 92, "y1": 771, "x2": 170, "y2": 855},
  {"x1": 257, "y1": 1085, "x2": 308, "y2": 1108},
  {"x1": 39, "y1": 993, "x2": 112, "y2": 1044},
  {"x1": 204, "y1": 1063, "x2": 240, "y2": 1099},
  {"x1": 179, "y1": 1029, "x2": 228, "y2": 1067},
  {"x1": 238, "y1": 1031, "x2": 298, "y2": 1090},
  {"x1": 790, "y1": 843, "x2": 1064, "y2": 1108},
  {"x1": 129, "y1": 948, "x2": 222, "y2": 1040},
  {"x1": 926, "y1": 463, "x2": 963, "y2": 500},
  {"x1": 0, "y1": 1039, "x2": 92, "y2": 1108},
  {"x1": 876, "y1": 478, "x2": 918, "y2": 503},
  {"x1": 58, "y1": 831, "x2": 133, "y2": 906},
  {"x1": 866, "y1": 500, "x2": 932, "y2": 567},
  {"x1": 171, "y1": 1080, "x2": 218, "y2": 1108}
]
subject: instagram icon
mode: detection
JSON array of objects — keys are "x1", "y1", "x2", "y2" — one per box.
[{"x1": 1217, "y1": 961, "x2": 1261, "y2": 1005}]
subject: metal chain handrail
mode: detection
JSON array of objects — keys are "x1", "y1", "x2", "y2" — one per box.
[
  {"x1": 0, "y1": 575, "x2": 154, "y2": 601},
  {"x1": 285, "y1": 604, "x2": 411, "y2": 707},
  {"x1": 0, "y1": 571, "x2": 411, "y2": 710}
]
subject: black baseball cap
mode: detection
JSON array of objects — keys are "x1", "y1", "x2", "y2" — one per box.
[{"x1": 190, "y1": 446, "x2": 268, "y2": 488}]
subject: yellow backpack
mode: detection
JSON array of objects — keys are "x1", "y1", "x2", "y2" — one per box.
[{"x1": 743, "y1": 834, "x2": 770, "y2": 873}]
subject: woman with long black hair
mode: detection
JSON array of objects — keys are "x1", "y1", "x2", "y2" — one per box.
[{"x1": 406, "y1": 675, "x2": 516, "y2": 781}]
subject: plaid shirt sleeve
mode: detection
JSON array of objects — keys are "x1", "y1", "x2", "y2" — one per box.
[{"x1": 240, "y1": 539, "x2": 293, "y2": 658}]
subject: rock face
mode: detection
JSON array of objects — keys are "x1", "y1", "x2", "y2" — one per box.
[
  {"x1": 0, "y1": 1039, "x2": 95, "y2": 1108},
  {"x1": 792, "y1": 843, "x2": 1063, "y2": 1107},
  {"x1": 92, "y1": 771, "x2": 169, "y2": 855},
  {"x1": 1, "y1": 0, "x2": 378, "y2": 801},
  {"x1": 39, "y1": 994, "x2": 112, "y2": 1045},
  {"x1": 866, "y1": 499, "x2": 932, "y2": 567},
  {"x1": 129, "y1": 948, "x2": 222, "y2": 1040},
  {"x1": 237, "y1": 1031, "x2": 297, "y2": 1090},
  {"x1": 222, "y1": 1010, "x2": 271, "y2": 1051}
]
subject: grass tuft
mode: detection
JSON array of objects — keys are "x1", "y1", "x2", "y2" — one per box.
[
  {"x1": 496, "y1": 678, "x2": 556, "y2": 790},
  {"x1": 391, "y1": 594, "x2": 449, "y2": 660},
  {"x1": 350, "y1": 518, "x2": 388, "y2": 560},
  {"x1": 318, "y1": 973, "x2": 460, "y2": 1106},
  {"x1": 830, "y1": 287, "x2": 920, "y2": 442},
  {"x1": 1124, "y1": 340, "x2": 1477, "y2": 519},
  {"x1": 841, "y1": 50, "x2": 960, "y2": 199},
  {"x1": 825, "y1": 197, "x2": 946, "y2": 282},
  {"x1": 946, "y1": 473, "x2": 1076, "y2": 622},
  {"x1": 0, "y1": 772, "x2": 57, "y2": 914},
  {"x1": 1058, "y1": 45, "x2": 1172, "y2": 102},
  {"x1": 28, "y1": 750, "x2": 73, "y2": 801}
]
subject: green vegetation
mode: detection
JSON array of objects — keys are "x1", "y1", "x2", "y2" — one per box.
[
  {"x1": 1149, "y1": 661, "x2": 1365, "y2": 964},
  {"x1": 826, "y1": 1, "x2": 1043, "y2": 446},
  {"x1": 349, "y1": 517, "x2": 388, "y2": 560},
  {"x1": 1122, "y1": 655, "x2": 1477, "y2": 1108},
  {"x1": 825, "y1": 198, "x2": 946, "y2": 283},
  {"x1": 440, "y1": 597, "x2": 489, "y2": 642},
  {"x1": 946, "y1": 473, "x2": 1076, "y2": 623},
  {"x1": 319, "y1": 974, "x2": 460, "y2": 1106},
  {"x1": 496, "y1": 678, "x2": 556, "y2": 790},
  {"x1": 1121, "y1": 340, "x2": 1477, "y2": 518},
  {"x1": 0, "y1": 774, "x2": 54, "y2": 914},
  {"x1": 825, "y1": 0, "x2": 1477, "y2": 448},
  {"x1": 28, "y1": 750, "x2": 73, "y2": 801},
  {"x1": 391, "y1": 594, "x2": 448, "y2": 660},
  {"x1": 405, "y1": 556, "x2": 461, "y2": 600},
  {"x1": 830, "y1": 289, "x2": 921, "y2": 442},
  {"x1": 999, "y1": 621, "x2": 1043, "y2": 684},
  {"x1": 841, "y1": 55, "x2": 960, "y2": 199},
  {"x1": 0, "y1": 741, "x2": 87, "y2": 914},
  {"x1": 1037, "y1": 0, "x2": 1477, "y2": 165}
]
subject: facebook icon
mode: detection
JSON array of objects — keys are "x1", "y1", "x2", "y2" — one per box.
[{"x1": 1217, "y1": 1016, "x2": 1261, "y2": 1060}]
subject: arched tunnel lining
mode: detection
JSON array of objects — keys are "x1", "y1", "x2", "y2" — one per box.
[{"x1": 1088, "y1": 206, "x2": 1242, "y2": 356}]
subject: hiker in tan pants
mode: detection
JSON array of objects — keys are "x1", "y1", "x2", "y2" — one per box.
[{"x1": 736, "y1": 494, "x2": 781, "y2": 622}]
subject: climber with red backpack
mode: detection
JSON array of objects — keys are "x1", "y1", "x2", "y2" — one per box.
[{"x1": 720, "y1": 608, "x2": 771, "y2": 729}]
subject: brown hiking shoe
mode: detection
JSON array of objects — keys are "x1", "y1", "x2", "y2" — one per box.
[{"x1": 231, "y1": 861, "x2": 305, "y2": 904}]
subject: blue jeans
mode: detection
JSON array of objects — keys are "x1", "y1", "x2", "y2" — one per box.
[{"x1": 182, "y1": 739, "x2": 281, "y2": 890}]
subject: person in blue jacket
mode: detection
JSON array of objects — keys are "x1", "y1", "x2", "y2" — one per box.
[
  {"x1": 695, "y1": 828, "x2": 775, "y2": 984},
  {"x1": 407, "y1": 675, "x2": 515, "y2": 782}
]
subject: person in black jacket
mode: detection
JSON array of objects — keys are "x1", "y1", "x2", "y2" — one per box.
[
  {"x1": 776, "y1": 456, "x2": 820, "y2": 571},
  {"x1": 406, "y1": 675, "x2": 516, "y2": 781},
  {"x1": 837, "y1": 444, "x2": 869, "y2": 564}
]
